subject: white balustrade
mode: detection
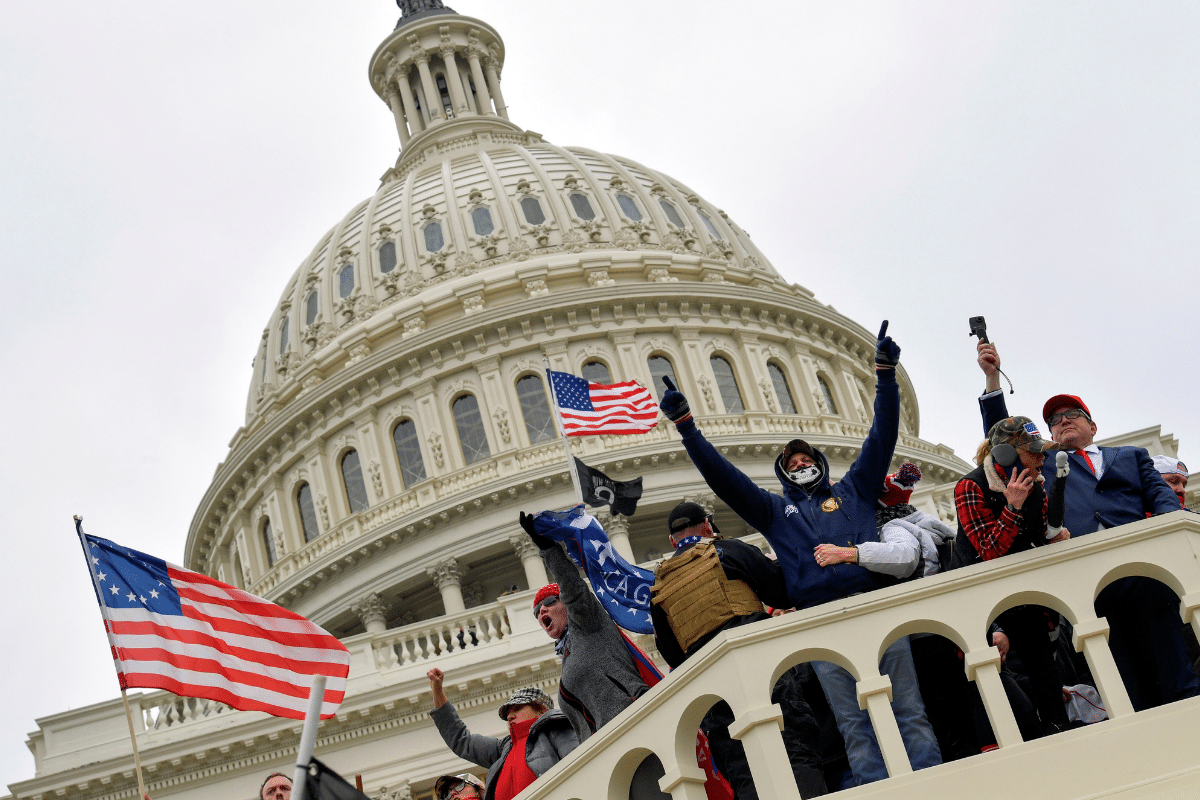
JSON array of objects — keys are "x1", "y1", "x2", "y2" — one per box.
[
  {"x1": 142, "y1": 693, "x2": 232, "y2": 732},
  {"x1": 520, "y1": 512, "x2": 1200, "y2": 800},
  {"x1": 367, "y1": 601, "x2": 512, "y2": 671}
]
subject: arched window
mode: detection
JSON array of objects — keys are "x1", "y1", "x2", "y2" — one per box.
[
  {"x1": 392, "y1": 418, "x2": 427, "y2": 488},
  {"x1": 616, "y1": 194, "x2": 642, "y2": 221},
  {"x1": 647, "y1": 355, "x2": 678, "y2": 401},
  {"x1": 305, "y1": 291, "x2": 319, "y2": 325},
  {"x1": 378, "y1": 240, "x2": 397, "y2": 274},
  {"x1": 520, "y1": 197, "x2": 546, "y2": 225},
  {"x1": 697, "y1": 209, "x2": 723, "y2": 240},
  {"x1": 818, "y1": 376, "x2": 839, "y2": 415},
  {"x1": 660, "y1": 200, "x2": 686, "y2": 228},
  {"x1": 262, "y1": 519, "x2": 277, "y2": 567},
  {"x1": 297, "y1": 482, "x2": 319, "y2": 543},
  {"x1": 471, "y1": 207, "x2": 494, "y2": 236},
  {"x1": 453, "y1": 394, "x2": 491, "y2": 464},
  {"x1": 581, "y1": 360, "x2": 612, "y2": 384},
  {"x1": 341, "y1": 450, "x2": 370, "y2": 513},
  {"x1": 767, "y1": 362, "x2": 797, "y2": 414},
  {"x1": 710, "y1": 356, "x2": 744, "y2": 413},
  {"x1": 278, "y1": 318, "x2": 289, "y2": 354},
  {"x1": 569, "y1": 193, "x2": 595, "y2": 220},
  {"x1": 424, "y1": 221, "x2": 444, "y2": 252},
  {"x1": 517, "y1": 374, "x2": 556, "y2": 444},
  {"x1": 339, "y1": 264, "x2": 355, "y2": 298}
]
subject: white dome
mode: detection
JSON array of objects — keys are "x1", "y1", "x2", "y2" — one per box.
[{"x1": 186, "y1": 4, "x2": 966, "y2": 639}]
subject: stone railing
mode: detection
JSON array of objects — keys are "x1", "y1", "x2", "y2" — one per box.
[
  {"x1": 142, "y1": 693, "x2": 233, "y2": 731},
  {"x1": 521, "y1": 511, "x2": 1200, "y2": 800},
  {"x1": 364, "y1": 601, "x2": 513, "y2": 671}
]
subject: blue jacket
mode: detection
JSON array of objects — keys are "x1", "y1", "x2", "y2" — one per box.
[
  {"x1": 979, "y1": 392, "x2": 1178, "y2": 536},
  {"x1": 678, "y1": 371, "x2": 899, "y2": 609}
]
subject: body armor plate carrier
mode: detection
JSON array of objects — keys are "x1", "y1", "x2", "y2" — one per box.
[{"x1": 651, "y1": 541, "x2": 764, "y2": 653}]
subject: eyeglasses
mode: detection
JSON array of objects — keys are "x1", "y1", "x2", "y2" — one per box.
[{"x1": 1048, "y1": 408, "x2": 1090, "y2": 428}]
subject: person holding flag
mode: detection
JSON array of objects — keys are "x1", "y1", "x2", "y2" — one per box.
[
  {"x1": 520, "y1": 511, "x2": 653, "y2": 741},
  {"x1": 657, "y1": 321, "x2": 942, "y2": 786}
]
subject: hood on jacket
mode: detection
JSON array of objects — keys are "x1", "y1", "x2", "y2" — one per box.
[{"x1": 775, "y1": 443, "x2": 832, "y2": 497}]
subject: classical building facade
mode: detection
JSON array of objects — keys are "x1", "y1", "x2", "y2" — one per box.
[{"x1": 8, "y1": 4, "x2": 1198, "y2": 800}]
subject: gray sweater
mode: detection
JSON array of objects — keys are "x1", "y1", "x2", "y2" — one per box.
[
  {"x1": 429, "y1": 701, "x2": 578, "y2": 800},
  {"x1": 542, "y1": 542, "x2": 650, "y2": 741}
]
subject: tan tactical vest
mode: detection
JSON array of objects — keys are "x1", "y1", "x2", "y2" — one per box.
[{"x1": 651, "y1": 541, "x2": 764, "y2": 653}]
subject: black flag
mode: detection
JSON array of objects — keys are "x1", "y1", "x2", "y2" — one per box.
[
  {"x1": 305, "y1": 757, "x2": 371, "y2": 800},
  {"x1": 574, "y1": 457, "x2": 643, "y2": 516}
]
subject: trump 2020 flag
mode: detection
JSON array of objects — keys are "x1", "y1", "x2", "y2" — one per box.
[
  {"x1": 548, "y1": 370, "x2": 658, "y2": 436},
  {"x1": 532, "y1": 505, "x2": 655, "y2": 634},
  {"x1": 574, "y1": 457, "x2": 643, "y2": 517},
  {"x1": 78, "y1": 522, "x2": 350, "y2": 720}
]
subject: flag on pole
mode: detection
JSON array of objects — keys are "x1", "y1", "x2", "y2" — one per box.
[
  {"x1": 548, "y1": 370, "x2": 658, "y2": 436},
  {"x1": 574, "y1": 457, "x2": 643, "y2": 516},
  {"x1": 303, "y1": 758, "x2": 372, "y2": 800},
  {"x1": 531, "y1": 505, "x2": 656, "y2": 634},
  {"x1": 79, "y1": 527, "x2": 350, "y2": 720}
]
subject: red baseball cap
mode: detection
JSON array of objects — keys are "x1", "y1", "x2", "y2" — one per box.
[{"x1": 1042, "y1": 394, "x2": 1091, "y2": 425}]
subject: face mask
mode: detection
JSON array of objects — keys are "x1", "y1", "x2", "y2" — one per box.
[{"x1": 786, "y1": 465, "x2": 822, "y2": 485}]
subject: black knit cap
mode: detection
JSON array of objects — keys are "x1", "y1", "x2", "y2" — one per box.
[{"x1": 781, "y1": 439, "x2": 819, "y2": 465}]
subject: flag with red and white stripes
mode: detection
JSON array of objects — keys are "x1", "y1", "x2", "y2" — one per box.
[
  {"x1": 548, "y1": 370, "x2": 659, "y2": 436},
  {"x1": 78, "y1": 527, "x2": 349, "y2": 720}
]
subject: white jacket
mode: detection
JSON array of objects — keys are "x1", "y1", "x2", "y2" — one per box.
[{"x1": 857, "y1": 508, "x2": 956, "y2": 579}]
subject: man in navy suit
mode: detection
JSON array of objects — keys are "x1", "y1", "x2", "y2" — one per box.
[{"x1": 974, "y1": 341, "x2": 1197, "y2": 710}]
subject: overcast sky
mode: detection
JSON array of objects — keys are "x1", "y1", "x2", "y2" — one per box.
[{"x1": 3, "y1": 0, "x2": 1198, "y2": 786}]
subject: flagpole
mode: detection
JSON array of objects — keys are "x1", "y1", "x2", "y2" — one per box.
[
  {"x1": 74, "y1": 516, "x2": 150, "y2": 800},
  {"x1": 290, "y1": 674, "x2": 327, "y2": 800},
  {"x1": 543, "y1": 359, "x2": 584, "y2": 505}
]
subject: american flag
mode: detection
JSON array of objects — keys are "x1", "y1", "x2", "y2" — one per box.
[
  {"x1": 548, "y1": 370, "x2": 658, "y2": 436},
  {"x1": 79, "y1": 526, "x2": 350, "y2": 720}
]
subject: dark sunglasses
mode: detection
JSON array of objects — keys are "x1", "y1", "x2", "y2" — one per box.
[{"x1": 534, "y1": 595, "x2": 560, "y2": 616}]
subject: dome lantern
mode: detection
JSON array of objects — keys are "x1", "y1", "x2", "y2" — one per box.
[{"x1": 371, "y1": 2, "x2": 516, "y2": 156}]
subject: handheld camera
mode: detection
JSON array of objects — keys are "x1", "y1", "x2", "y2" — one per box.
[{"x1": 968, "y1": 316, "x2": 989, "y2": 343}]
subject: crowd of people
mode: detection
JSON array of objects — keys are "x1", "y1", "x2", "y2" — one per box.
[{"x1": 292, "y1": 322, "x2": 1196, "y2": 800}]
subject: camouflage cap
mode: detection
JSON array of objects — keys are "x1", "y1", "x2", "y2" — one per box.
[{"x1": 988, "y1": 416, "x2": 1057, "y2": 454}]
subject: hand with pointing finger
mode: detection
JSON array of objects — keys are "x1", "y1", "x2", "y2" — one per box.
[{"x1": 875, "y1": 320, "x2": 900, "y2": 370}]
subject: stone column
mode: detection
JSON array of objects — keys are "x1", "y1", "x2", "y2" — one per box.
[
  {"x1": 729, "y1": 706, "x2": 804, "y2": 800},
  {"x1": 428, "y1": 558, "x2": 465, "y2": 615},
  {"x1": 855, "y1": 674, "x2": 912, "y2": 778},
  {"x1": 384, "y1": 88, "x2": 411, "y2": 145},
  {"x1": 1073, "y1": 617, "x2": 1135, "y2": 719},
  {"x1": 412, "y1": 44, "x2": 445, "y2": 124},
  {"x1": 601, "y1": 511, "x2": 636, "y2": 564},
  {"x1": 483, "y1": 52, "x2": 508, "y2": 119},
  {"x1": 466, "y1": 45, "x2": 493, "y2": 114},
  {"x1": 352, "y1": 592, "x2": 388, "y2": 634},
  {"x1": 965, "y1": 647, "x2": 1023, "y2": 747},
  {"x1": 438, "y1": 43, "x2": 469, "y2": 116},
  {"x1": 510, "y1": 534, "x2": 549, "y2": 590},
  {"x1": 395, "y1": 64, "x2": 424, "y2": 134}
]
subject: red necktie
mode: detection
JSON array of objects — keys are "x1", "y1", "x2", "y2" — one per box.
[{"x1": 1075, "y1": 449, "x2": 1096, "y2": 475}]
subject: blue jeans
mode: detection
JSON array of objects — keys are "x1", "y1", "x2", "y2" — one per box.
[{"x1": 812, "y1": 636, "x2": 941, "y2": 785}]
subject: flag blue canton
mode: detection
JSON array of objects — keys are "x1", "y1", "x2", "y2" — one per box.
[
  {"x1": 533, "y1": 505, "x2": 655, "y2": 634},
  {"x1": 86, "y1": 535, "x2": 182, "y2": 615},
  {"x1": 549, "y1": 372, "x2": 594, "y2": 412}
]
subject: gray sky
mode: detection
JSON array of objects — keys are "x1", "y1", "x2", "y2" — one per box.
[{"x1": 3, "y1": 0, "x2": 1198, "y2": 785}]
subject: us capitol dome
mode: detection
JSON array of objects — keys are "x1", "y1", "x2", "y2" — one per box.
[
  {"x1": 185, "y1": 0, "x2": 967, "y2": 639},
  {"x1": 10, "y1": 3, "x2": 978, "y2": 799}
]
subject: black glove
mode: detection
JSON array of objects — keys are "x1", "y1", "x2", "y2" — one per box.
[
  {"x1": 659, "y1": 375, "x2": 692, "y2": 426},
  {"x1": 519, "y1": 511, "x2": 556, "y2": 550},
  {"x1": 874, "y1": 320, "x2": 900, "y2": 369}
]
